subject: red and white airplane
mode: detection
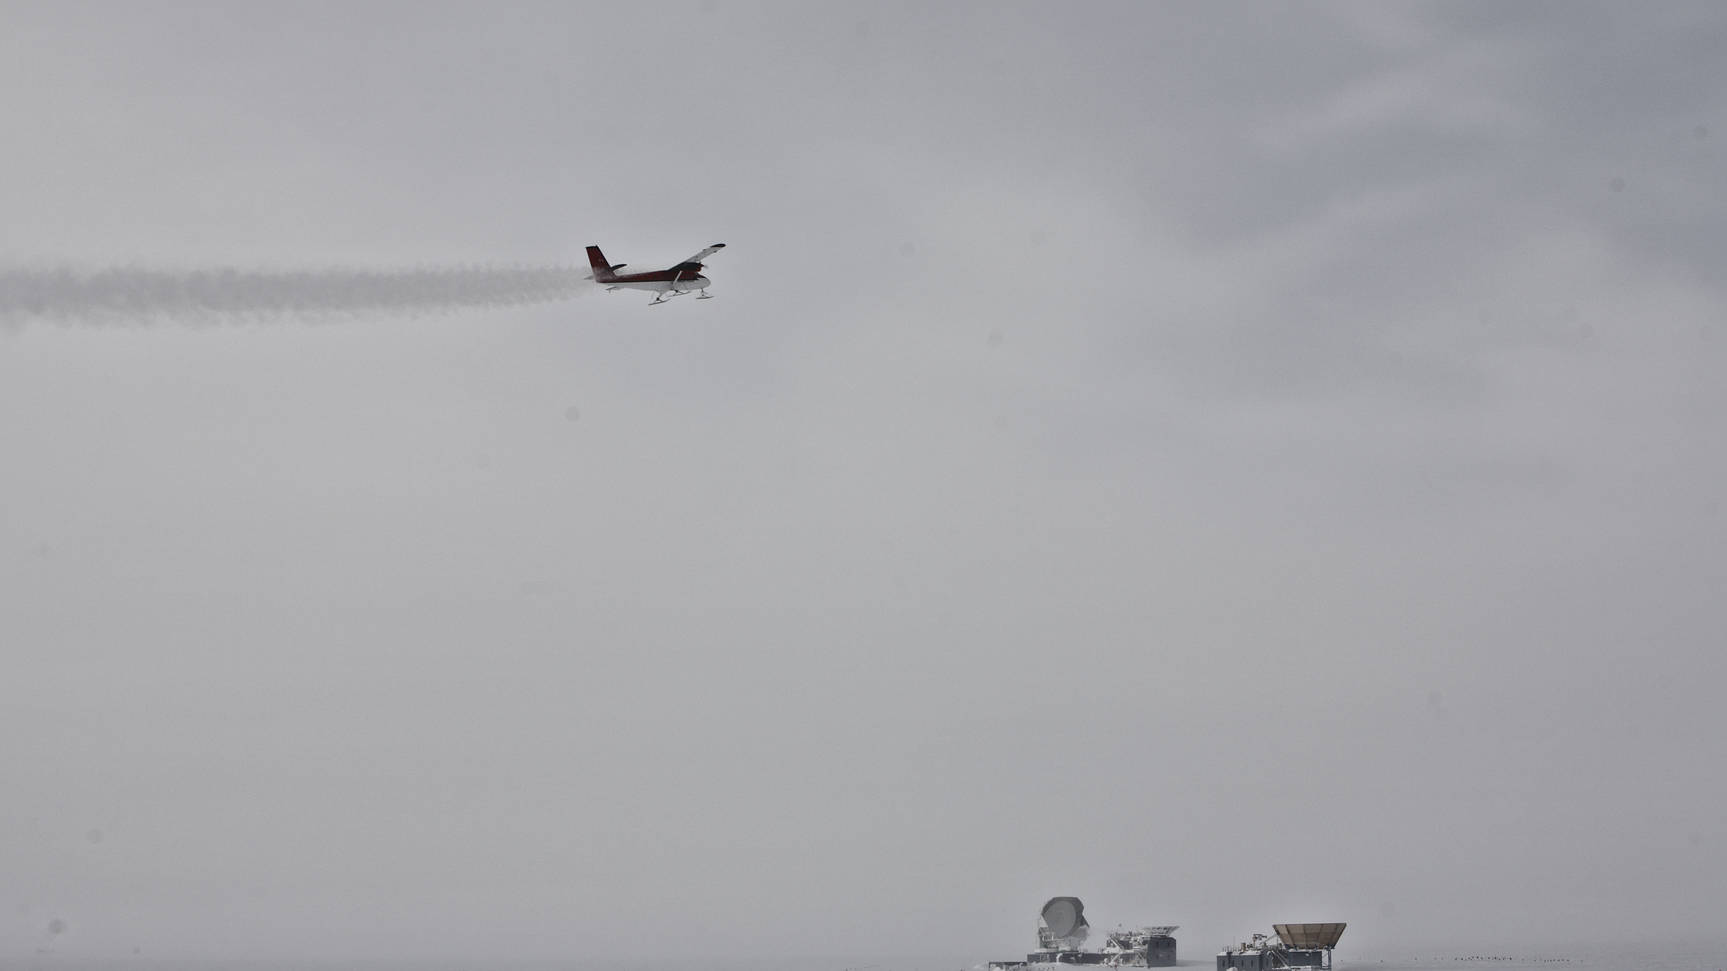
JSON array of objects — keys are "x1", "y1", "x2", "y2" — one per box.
[{"x1": 586, "y1": 243, "x2": 726, "y2": 304}]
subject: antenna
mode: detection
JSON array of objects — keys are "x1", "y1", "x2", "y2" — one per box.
[{"x1": 1037, "y1": 897, "x2": 1090, "y2": 948}]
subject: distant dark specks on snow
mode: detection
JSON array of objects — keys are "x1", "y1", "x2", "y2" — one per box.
[
  {"x1": 563, "y1": 405, "x2": 581, "y2": 422},
  {"x1": 986, "y1": 329, "x2": 1005, "y2": 349},
  {"x1": 48, "y1": 917, "x2": 67, "y2": 937},
  {"x1": 85, "y1": 828, "x2": 103, "y2": 844}
]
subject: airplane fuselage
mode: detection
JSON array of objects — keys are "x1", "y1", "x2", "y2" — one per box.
[{"x1": 604, "y1": 269, "x2": 712, "y2": 293}]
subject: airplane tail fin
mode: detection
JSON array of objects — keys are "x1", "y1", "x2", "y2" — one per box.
[{"x1": 586, "y1": 245, "x2": 618, "y2": 283}]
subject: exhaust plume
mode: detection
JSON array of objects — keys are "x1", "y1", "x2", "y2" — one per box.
[{"x1": 1, "y1": 264, "x2": 592, "y2": 328}]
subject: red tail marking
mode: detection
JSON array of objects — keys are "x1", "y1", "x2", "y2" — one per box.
[{"x1": 586, "y1": 245, "x2": 617, "y2": 283}]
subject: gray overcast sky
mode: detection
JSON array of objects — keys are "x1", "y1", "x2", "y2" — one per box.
[{"x1": 2, "y1": 1, "x2": 1724, "y2": 964}]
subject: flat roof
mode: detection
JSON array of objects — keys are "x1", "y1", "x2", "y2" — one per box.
[{"x1": 1274, "y1": 923, "x2": 1347, "y2": 949}]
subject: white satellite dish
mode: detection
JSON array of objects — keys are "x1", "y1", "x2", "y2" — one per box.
[{"x1": 1039, "y1": 897, "x2": 1089, "y2": 944}]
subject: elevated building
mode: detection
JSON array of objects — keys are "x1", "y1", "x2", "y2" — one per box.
[{"x1": 1217, "y1": 923, "x2": 1346, "y2": 971}]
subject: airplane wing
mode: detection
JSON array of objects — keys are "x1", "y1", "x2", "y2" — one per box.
[{"x1": 670, "y1": 243, "x2": 726, "y2": 269}]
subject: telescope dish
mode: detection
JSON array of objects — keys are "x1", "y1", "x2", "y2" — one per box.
[
  {"x1": 1273, "y1": 923, "x2": 1346, "y2": 949},
  {"x1": 1039, "y1": 897, "x2": 1089, "y2": 942}
]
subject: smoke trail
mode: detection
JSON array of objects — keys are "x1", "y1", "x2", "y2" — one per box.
[{"x1": 0, "y1": 264, "x2": 593, "y2": 328}]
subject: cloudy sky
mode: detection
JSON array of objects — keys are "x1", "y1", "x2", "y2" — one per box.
[{"x1": 3, "y1": 1, "x2": 1724, "y2": 964}]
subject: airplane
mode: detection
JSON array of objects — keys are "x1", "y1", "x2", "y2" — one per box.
[{"x1": 585, "y1": 242, "x2": 726, "y2": 305}]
